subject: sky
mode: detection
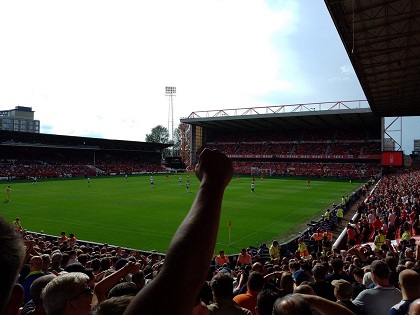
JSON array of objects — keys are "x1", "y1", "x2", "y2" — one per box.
[{"x1": 0, "y1": 0, "x2": 418, "y2": 153}]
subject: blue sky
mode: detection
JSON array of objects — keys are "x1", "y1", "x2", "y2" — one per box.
[{"x1": 0, "y1": 0, "x2": 418, "y2": 152}]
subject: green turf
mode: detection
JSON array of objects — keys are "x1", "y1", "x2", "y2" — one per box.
[{"x1": 0, "y1": 174, "x2": 360, "y2": 254}]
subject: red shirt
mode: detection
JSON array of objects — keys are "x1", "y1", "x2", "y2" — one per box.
[
  {"x1": 347, "y1": 227, "x2": 355, "y2": 240},
  {"x1": 372, "y1": 218, "x2": 382, "y2": 231}
]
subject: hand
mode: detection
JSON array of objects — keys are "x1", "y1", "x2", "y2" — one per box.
[
  {"x1": 123, "y1": 261, "x2": 141, "y2": 274},
  {"x1": 195, "y1": 148, "x2": 233, "y2": 188}
]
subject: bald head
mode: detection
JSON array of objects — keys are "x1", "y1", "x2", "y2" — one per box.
[
  {"x1": 252, "y1": 262, "x2": 263, "y2": 273},
  {"x1": 30, "y1": 256, "x2": 43, "y2": 272}
]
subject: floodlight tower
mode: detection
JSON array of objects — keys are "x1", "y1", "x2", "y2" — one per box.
[{"x1": 165, "y1": 86, "x2": 176, "y2": 143}]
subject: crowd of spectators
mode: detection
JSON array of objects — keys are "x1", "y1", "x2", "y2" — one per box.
[
  {"x1": 202, "y1": 140, "x2": 381, "y2": 158},
  {"x1": 202, "y1": 128, "x2": 380, "y2": 155},
  {"x1": 231, "y1": 160, "x2": 379, "y2": 178},
  {"x1": 2, "y1": 150, "x2": 419, "y2": 314},
  {"x1": 199, "y1": 127, "x2": 382, "y2": 181},
  {"x1": 0, "y1": 159, "x2": 167, "y2": 180}
]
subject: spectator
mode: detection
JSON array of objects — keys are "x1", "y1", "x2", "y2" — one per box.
[
  {"x1": 351, "y1": 266, "x2": 367, "y2": 299},
  {"x1": 41, "y1": 254, "x2": 52, "y2": 275},
  {"x1": 215, "y1": 250, "x2": 229, "y2": 267},
  {"x1": 325, "y1": 258, "x2": 355, "y2": 283},
  {"x1": 22, "y1": 256, "x2": 45, "y2": 304},
  {"x1": 233, "y1": 271, "x2": 265, "y2": 315},
  {"x1": 289, "y1": 261, "x2": 308, "y2": 286},
  {"x1": 0, "y1": 216, "x2": 25, "y2": 315},
  {"x1": 21, "y1": 274, "x2": 56, "y2": 315},
  {"x1": 309, "y1": 263, "x2": 335, "y2": 301},
  {"x1": 352, "y1": 260, "x2": 402, "y2": 315},
  {"x1": 256, "y1": 289, "x2": 279, "y2": 315},
  {"x1": 279, "y1": 272, "x2": 294, "y2": 296},
  {"x1": 207, "y1": 271, "x2": 252, "y2": 314},
  {"x1": 257, "y1": 243, "x2": 271, "y2": 264},
  {"x1": 389, "y1": 269, "x2": 420, "y2": 315},
  {"x1": 237, "y1": 248, "x2": 253, "y2": 267},
  {"x1": 59, "y1": 232, "x2": 68, "y2": 245},
  {"x1": 92, "y1": 295, "x2": 134, "y2": 315},
  {"x1": 49, "y1": 251, "x2": 63, "y2": 273},
  {"x1": 346, "y1": 224, "x2": 357, "y2": 247},
  {"x1": 331, "y1": 279, "x2": 362, "y2": 314},
  {"x1": 42, "y1": 272, "x2": 92, "y2": 315}
]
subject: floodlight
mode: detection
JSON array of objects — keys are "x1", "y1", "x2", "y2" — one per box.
[{"x1": 165, "y1": 86, "x2": 176, "y2": 95}]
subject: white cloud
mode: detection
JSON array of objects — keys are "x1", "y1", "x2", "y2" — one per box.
[
  {"x1": 0, "y1": 0, "x2": 301, "y2": 141},
  {"x1": 1, "y1": 1, "x2": 416, "y2": 149}
]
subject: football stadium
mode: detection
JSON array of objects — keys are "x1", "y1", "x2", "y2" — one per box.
[
  {"x1": 1, "y1": 102, "x2": 381, "y2": 252},
  {"x1": 1, "y1": 1, "x2": 420, "y2": 314}
]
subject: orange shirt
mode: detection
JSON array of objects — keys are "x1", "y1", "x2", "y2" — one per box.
[
  {"x1": 60, "y1": 235, "x2": 68, "y2": 244},
  {"x1": 233, "y1": 290, "x2": 259, "y2": 315},
  {"x1": 215, "y1": 255, "x2": 229, "y2": 266},
  {"x1": 323, "y1": 231, "x2": 332, "y2": 241},
  {"x1": 237, "y1": 253, "x2": 252, "y2": 265},
  {"x1": 312, "y1": 232, "x2": 323, "y2": 241}
]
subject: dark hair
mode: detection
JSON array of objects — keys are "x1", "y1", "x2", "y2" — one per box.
[
  {"x1": 210, "y1": 272, "x2": 233, "y2": 298},
  {"x1": 257, "y1": 290, "x2": 279, "y2": 315},
  {"x1": 247, "y1": 271, "x2": 265, "y2": 291},
  {"x1": 330, "y1": 258, "x2": 344, "y2": 272},
  {"x1": 107, "y1": 282, "x2": 138, "y2": 299},
  {"x1": 312, "y1": 264, "x2": 327, "y2": 280}
]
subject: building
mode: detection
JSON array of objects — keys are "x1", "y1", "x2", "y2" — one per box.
[
  {"x1": 383, "y1": 138, "x2": 396, "y2": 151},
  {"x1": 0, "y1": 106, "x2": 40, "y2": 133},
  {"x1": 414, "y1": 140, "x2": 420, "y2": 153},
  {"x1": 411, "y1": 140, "x2": 420, "y2": 168}
]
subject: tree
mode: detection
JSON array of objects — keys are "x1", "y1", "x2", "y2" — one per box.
[{"x1": 145, "y1": 125, "x2": 170, "y2": 144}]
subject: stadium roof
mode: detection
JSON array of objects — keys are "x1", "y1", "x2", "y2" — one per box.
[
  {"x1": 0, "y1": 130, "x2": 170, "y2": 151},
  {"x1": 181, "y1": 101, "x2": 381, "y2": 131},
  {"x1": 325, "y1": 0, "x2": 420, "y2": 117}
]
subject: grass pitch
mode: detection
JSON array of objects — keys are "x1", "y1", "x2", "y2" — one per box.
[{"x1": 1, "y1": 174, "x2": 360, "y2": 254}]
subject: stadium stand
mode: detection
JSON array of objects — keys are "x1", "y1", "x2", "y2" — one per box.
[
  {"x1": 3, "y1": 170, "x2": 419, "y2": 314},
  {"x1": 198, "y1": 124, "x2": 382, "y2": 179},
  {"x1": 6, "y1": 0, "x2": 420, "y2": 311},
  {"x1": 0, "y1": 130, "x2": 169, "y2": 180}
]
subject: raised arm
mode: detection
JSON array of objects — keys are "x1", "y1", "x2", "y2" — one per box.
[
  {"x1": 93, "y1": 261, "x2": 141, "y2": 305},
  {"x1": 124, "y1": 148, "x2": 233, "y2": 315}
]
